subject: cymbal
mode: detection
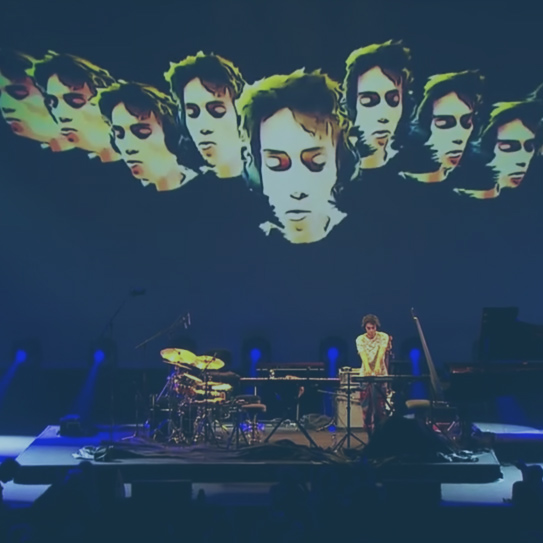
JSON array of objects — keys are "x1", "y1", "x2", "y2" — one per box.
[
  {"x1": 200, "y1": 381, "x2": 232, "y2": 391},
  {"x1": 193, "y1": 355, "x2": 225, "y2": 371},
  {"x1": 192, "y1": 389, "x2": 224, "y2": 398},
  {"x1": 176, "y1": 371, "x2": 203, "y2": 384},
  {"x1": 193, "y1": 397, "x2": 225, "y2": 404},
  {"x1": 161, "y1": 348, "x2": 197, "y2": 366}
]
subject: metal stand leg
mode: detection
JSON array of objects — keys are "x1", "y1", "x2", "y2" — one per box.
[
  {"x1": 264, "y1": 398, "x2": 320, "y2": 448},
  {"x1": 226, "y1": 408, "x2": 250, "y2": 449},
  {"x1": 333, "y1": 372, "x2": 365, "y2": 452}
]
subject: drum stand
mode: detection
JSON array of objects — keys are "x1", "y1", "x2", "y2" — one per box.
[
  {"x1": 192, "y1": 375, "x2": 220, "y2": 445},
  {"x1": 150, "y1": 375, "x2": 191, "y2": 444},
  {"x1": 333, "y1": 372, "x2": 365, "y2": 451}
]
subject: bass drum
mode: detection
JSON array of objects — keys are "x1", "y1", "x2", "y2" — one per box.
[
  {"x1": 336, "y1": 368, "x2": 364, "y2": 429},
  {"x1": 335, "y1": 391, "x2": 365, "y2": 429}
]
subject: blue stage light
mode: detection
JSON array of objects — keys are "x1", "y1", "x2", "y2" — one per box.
[
  {"x1": 327, "y1": 346, "x2": 339, "y2": 362},
  {"x1": 409, "y1": 347, "x2": 421, "y2": 363},
  {"x1": 93, "y1": 349, "x2": 106, "y2": 364},
  {"x1": 409, "y1": 348, "x2": 422, "y2": 375},
  {"x1": 15, "y1": 349, "x2": 28, "y2": 364},
  {"x1": 327, "y1": 346, "x2": 340, "y2": 377},
  {"x1": 250, "y1": 348, "x2": 262, "y2": 364}
]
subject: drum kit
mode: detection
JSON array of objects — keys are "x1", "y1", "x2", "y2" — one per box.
[{"x1": 149, "y1": 348, "x2": 238, "y2": 445}]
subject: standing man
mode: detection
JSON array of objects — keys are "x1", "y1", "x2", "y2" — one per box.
[{"x1": 356, "y1": 314, "x2": 392, "y2": 435}]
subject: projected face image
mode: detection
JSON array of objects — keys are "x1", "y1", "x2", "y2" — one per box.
[
  {"x1": 0, "y1": 71, "x2": 71, "y2": 151},
  {"x1": 183, "y1": 77, "x2": 241, "y2": 175},
  {"x1": 111, "y1": 103, "x2": 181, "y2": 188},
  {"x1": 45, "y1": 74, "x2": 117, "y2": 160},
  {"x1": 427, "y1": 92, "x2": 473, "y2": 170},
  {"x1": 260, "y1": 107, "x2": 338, "y2": 244},
  {"x1": 355, "y1": 66, "x2": 402, "y2": 157},
  {"x1": 489, "y1": 119, "x2": 536, "y2": 190}
]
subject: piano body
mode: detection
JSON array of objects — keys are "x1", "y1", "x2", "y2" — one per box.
[{"x1": 447, "y1": 308, "x2": 543, "y2": 402}]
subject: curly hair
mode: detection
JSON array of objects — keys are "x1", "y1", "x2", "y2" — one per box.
[
  {"x1": 362, "y1": 314, "x2": 381, "y2": 329},
  {"x1": 34, "y1": 51, "x2": 116, "y2": 97},
  {"x1": 0, "y1": 49, "x2": 35, "y2": 81}
]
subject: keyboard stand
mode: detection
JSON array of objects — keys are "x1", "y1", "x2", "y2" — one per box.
[{"x1": 263, "y1": 387, "x2": 320, "y2": 448}]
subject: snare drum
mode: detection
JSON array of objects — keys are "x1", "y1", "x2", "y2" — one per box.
[{"x1": 171, "y1": 368, "x2": 203, "y2": 397}]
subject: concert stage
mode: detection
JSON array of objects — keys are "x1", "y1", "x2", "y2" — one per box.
[{"x1": 13, "y1": 422, "x2": 502, "y2": 487}]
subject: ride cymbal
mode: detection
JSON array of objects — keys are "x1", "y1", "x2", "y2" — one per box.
[{"x1": 193, "y1": 355, "x2": 225, "y2": 370}]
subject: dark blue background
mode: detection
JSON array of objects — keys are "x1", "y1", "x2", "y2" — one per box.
[{"x1": 1, "y1": 0, "x2": 542, "y2": 370}]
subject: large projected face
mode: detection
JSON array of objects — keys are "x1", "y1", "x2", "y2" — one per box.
[
  {"x1": 260, "y1": 107, "x2": 338, "y2": 244},
  {"x1": 355, "y1": 66, "x2": 402, "y2": 163},
  {"x1": 183, "y1": 77, "x2": 241, "y2": 177},
  {"x1": 0, "y1": 71, "x2": 71, "y2": 151},
  {"x1": 427, "y1": 92, "x2": 473, "y2": 170},
  {"x1": 489, "y1": 119, "x2": 536, "y2": 190},
  {"x1": 45, "y1": 74, "x2": 118, "y2": 161},
  {"x1": 111, "y1": 103, "x2": 182, "y2": 190}
]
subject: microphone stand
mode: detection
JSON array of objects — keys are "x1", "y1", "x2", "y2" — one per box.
[
  {"x1": 98, "y1": 289, "x2": 146, "y2": 443},
  {"x1": 99, "y1": 293, "x2": 131, "y2": 443}
]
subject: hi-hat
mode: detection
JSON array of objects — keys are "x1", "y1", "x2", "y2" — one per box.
[
  {"x1": 161, "y1": 348, "x2": 197, "y2": 367},
  {"x1": 193, "y1": 355, "x2": 225, "y2": 371}
]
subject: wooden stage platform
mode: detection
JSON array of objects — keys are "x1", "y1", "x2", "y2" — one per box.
[{"x1": 13, "y1": 423, "x2": 502, "y2": 486}]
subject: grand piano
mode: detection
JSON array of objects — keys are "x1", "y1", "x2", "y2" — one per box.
[{"x1": 447, "y1": 307, "x2": 543, "y2": 401}]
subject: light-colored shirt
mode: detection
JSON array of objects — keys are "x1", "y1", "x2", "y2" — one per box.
[{"x1": 356, "y1": 331, "x2": 390, "y2": 376}]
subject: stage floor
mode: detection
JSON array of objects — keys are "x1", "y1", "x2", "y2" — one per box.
[{"x1": 12, "y1": 422, "x2": 502, "y2": 486}]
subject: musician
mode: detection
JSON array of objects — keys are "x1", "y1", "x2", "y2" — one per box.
[{"x1": 355, "y1": 314, "x2": 392, "y2": 434}]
